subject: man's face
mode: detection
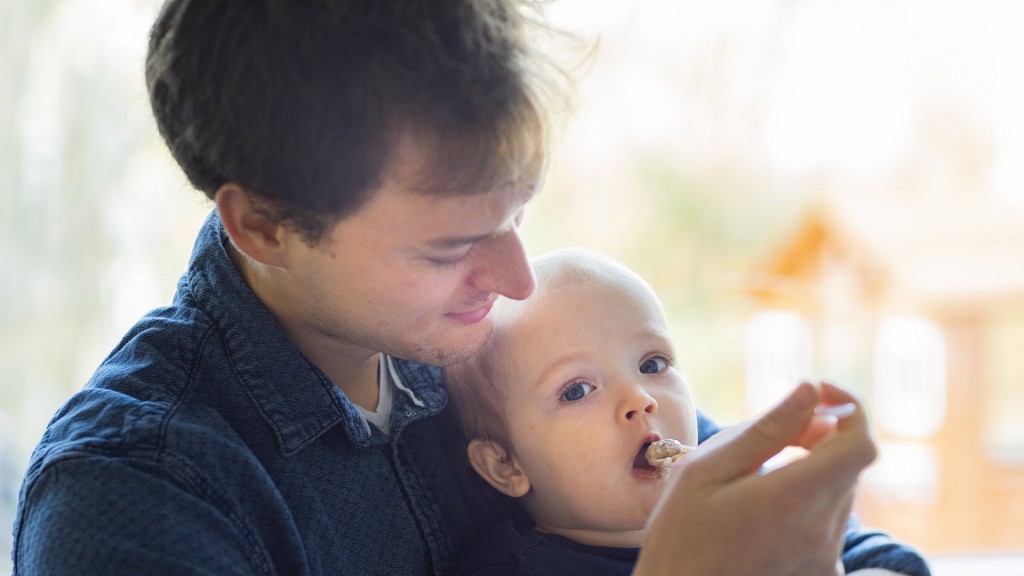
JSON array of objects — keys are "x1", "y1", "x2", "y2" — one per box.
[{"x1": 275, "y1": 136, "x2": 537, "y2": 367}]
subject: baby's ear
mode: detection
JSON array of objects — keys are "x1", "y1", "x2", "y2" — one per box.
[{"x1": 466, "y1": 439, "x2": 530, "y2": 498}]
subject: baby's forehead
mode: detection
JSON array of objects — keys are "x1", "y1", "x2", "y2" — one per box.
[
  {"x1": 543, "y1": 265, "x2": 632, "y2": 288},
  {"x1": 534, "y1": 250, "x2": 639, "y2": 286},
  {"x1": 491, "y1": 249, "x2": 662, "y2": 324},
  {"x1": 521, "y1": 271, "x2": 659, "y2": 327},
  {"x1": 536, "y1": 261, "x2": 650, "y2": 303}
]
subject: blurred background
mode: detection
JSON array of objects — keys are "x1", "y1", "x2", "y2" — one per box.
[{"x1": 2, "y1": 0, "x2": 1022, "y2": 573}]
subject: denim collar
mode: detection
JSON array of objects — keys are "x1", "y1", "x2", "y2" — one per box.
[{"x1": 182, "y1": 210, "x2": 447, "y2": 455}]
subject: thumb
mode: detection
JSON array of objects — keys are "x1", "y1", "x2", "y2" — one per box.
[{"x1": 694, "y1": 381, "x2": 820, "y2": 482}]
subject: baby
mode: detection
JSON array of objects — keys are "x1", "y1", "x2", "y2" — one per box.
[
  {"x1": 445, "y1": 247, "x2": 700, "y2": 572},
  {"x1": 445, "y1": 247, "x2": 923, "y2": 576}
]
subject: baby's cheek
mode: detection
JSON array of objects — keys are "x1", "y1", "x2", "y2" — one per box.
[{"x1": 659, "y1": 402, "x2": 696, "y2": 439}]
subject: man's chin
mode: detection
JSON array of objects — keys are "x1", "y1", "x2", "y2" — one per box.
[{"x1": 423, "y1": 323, "x2": 495, "y2": 367}]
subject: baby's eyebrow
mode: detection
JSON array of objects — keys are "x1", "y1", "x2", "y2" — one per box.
[
  {"x1": 533, "y1": 351, "x2": 586, "y2": 391},
  {"x1": 636, "y1": 325, "x2": 674, "y2": 342}
]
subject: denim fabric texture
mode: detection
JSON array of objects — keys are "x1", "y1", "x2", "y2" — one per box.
[
  {"x1": 12, "y1": 211, "x2": 502, "y2": 575},
  {"x1": 11, "y1": 211, "x2": 929, "y2": 575}
]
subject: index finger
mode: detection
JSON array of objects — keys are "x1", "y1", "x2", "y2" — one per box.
[
  {"x1": 685, "y1": 381, "x2": 821, "y2": 482},
  {"x1": 769, "y1": 382, "x2": 878, "y2": 489}
]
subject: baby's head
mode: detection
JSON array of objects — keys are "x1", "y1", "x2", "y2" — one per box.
[{"x1": 445, "y1": 247, "x2": 698, "y2": 547}]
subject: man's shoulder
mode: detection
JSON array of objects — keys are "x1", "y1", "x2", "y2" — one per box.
[
  {"x1": 28, "y1": 303, "x2": 243, "y2": 476},
  {"x1": 28, "y1": 360, "x2": 239, "y2": 482},
  {"x1": 12, "y1": 381, "x2": 279, "y2": 575},
  {"x1": 100, "y1": 303, "x2": 218, "y2": 393}
]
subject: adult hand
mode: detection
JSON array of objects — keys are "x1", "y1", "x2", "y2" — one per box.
[{"x1": 634, "y1": 381, "x2": 878, "y2": 576}]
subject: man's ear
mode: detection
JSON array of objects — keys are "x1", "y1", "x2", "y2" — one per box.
[
  {"x1": 215, "y1": 183, "x2": 287, "y2": 267},
  {"x1": 467, "y1": 439, "x2": 531, "y2": 498}
]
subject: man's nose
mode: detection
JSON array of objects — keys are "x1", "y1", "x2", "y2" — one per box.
[{"x1": 468, "y1": 227, "x2": 535, "y2": 301}]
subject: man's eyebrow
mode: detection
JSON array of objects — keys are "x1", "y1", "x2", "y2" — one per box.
[
  {"x1": 424, "y1": 186, "x2": 535, "y2": 250},
  {"x1": 424, "y1": 231, "x2": 496, "y2": 250},
  {"x1": 423, "y1": 212, "x2": 524, "y2": 249}
]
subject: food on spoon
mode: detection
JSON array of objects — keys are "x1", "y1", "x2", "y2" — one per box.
[{"x1": 645, "y1": 438, "x2": 691, "y2": 468}]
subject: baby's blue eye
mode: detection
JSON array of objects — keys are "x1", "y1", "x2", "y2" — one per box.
[
  {"x1": 560, "y1": 381, "x2": 594, "y2": 402},
  {"x1": 639, "y1": 357, "x2": 668, "y2": 374}
]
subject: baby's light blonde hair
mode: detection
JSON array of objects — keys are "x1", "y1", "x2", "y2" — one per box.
[{"x1": 444, "y1": 247, "x2": 657, "y2": 453}]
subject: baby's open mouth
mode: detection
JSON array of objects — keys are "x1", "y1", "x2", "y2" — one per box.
[
  {"x1": 635, "y1": 439, "x2": 692, "y2": 477},
  {"x1": 634, "y1": 436, "x2": 692, "y2": 469},
  {"x1": 634, "y1": 444, "x2": 658, "y2": 470},
  {"x1": 645, "y1": 438, "x2": 687, "y2": 467}
]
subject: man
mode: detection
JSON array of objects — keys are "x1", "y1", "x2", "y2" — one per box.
[{"x1": 12, "y1": 1, "x2": 928, "y2": 575}]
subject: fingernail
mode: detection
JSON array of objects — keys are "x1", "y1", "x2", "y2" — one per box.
[{"x1": 814, "y1": 403, "x2": 857, "y2": 419}]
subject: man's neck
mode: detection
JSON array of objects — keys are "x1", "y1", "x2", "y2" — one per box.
[
  {"x1": 226, "y1": 241, "x2": 382, "y2": 410},
  {"x1": 314, "y1": 346, "x2": 382, "y2": 410}
]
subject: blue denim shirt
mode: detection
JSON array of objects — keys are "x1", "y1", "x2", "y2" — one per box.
[
  {"x1": 12, "y1": 210, "x2": 929, "y2": 575},
  {"x1": 13, "y1": 211, "x2": 501, "y2": 575}
]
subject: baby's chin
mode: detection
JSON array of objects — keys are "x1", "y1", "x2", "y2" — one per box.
[{"x1": 533, "y1": 523, "x2": 649, "y2": 549}]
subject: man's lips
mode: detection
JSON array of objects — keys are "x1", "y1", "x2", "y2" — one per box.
[{"x1": 445, "y1": 299, "x2": 495, "y2": 324}]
